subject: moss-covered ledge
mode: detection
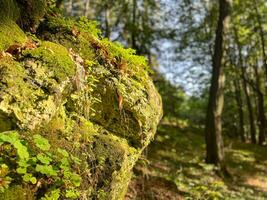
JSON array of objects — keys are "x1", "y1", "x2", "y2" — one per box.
[{"x1": 0, "y1": 2, "x2": 162, "y2": 200}]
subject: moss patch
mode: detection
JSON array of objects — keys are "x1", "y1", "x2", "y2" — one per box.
[
  {"x1": 22, "y1": 41, "x2": 76, "y2": 83},
  {"x1": 0, "y1": 19, "x2": 27, "y2": 51}
]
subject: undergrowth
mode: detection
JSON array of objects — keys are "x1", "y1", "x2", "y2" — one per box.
[{"x1": 0, "y1": 131, "x2": 82, "y2": 199}]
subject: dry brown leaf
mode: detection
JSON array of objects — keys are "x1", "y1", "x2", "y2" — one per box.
[
  {"x1": 6, "y1": 44, "x2": 22, "y2": 56},
  {"x1": 72, "y1": 26, "x2": 80, "y2": 37},
  {"x1": 24, "y1": 39, "x2": 37, "y2": 50},
  {"x1": 118, "y1": 94, "x2": 123, "y2": 111}
]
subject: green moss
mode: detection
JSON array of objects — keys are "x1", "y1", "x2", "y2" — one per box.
[
  {"x1": 0, "y1": 111, "x2": 15, "y2": 132},
  {"x1": 22, "y1": 41, "x2": 75, "y2": 82},
  {"x1": 0, "y1": 185, "x2": 34, "y2": 200},
  {"x1": 0, "y1": 41, "x2": 77, "y2": 130},
  {"x1": 89, "y1": 132, "x2": 139, "y2": 200},
  {"x1": 0, "y1": 19, "x2": 27, "y2": 51},
  {"x1": 46, "y1": 16, "x2": 101, "y2": 38}
]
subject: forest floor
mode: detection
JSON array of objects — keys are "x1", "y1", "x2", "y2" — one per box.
[{"x1": 125, "y1": 124, "x2": 267, "y2": 200}]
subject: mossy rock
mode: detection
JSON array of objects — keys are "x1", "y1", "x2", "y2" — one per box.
[
  {"x1": 0, "y1": 185, "x2": 34, "y2": 200},
  {"x1": 0, "y1": 19, "x2": 27, "y2": 51},
  {"x1": 0, "y1": 12, "x2": 162, "y2": 200},
  {"x1": 38, "y1": 16, "x2": 163, "y2": 148}
]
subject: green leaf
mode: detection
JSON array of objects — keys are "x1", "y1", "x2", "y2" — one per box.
[
  {"x1": 65, "y1": 189, "x2": 80, "y2": 198},
  {"x1": 30, "y1": 177, "x2": 37, "y2": 184},
  {"x1": 41, "y1": 189, "x2": 60, "y2": 200},
  {"x1": 0, "y1": 131, "x2": 29, "y2": 160},
  {"x1": 37, "y1": 153, "x2": 52, "y2": 165},
  {"x1": 70, "y1": 173, "x2": 81, "y2": 187},
  {"x1": 18, "y1": 160, "x2": 29, "y2": 168},
  {"x1": 36, "y1": 164, "x2": 57, "y2": 177},
  {"x1": 57, "y1": 148, "x2": 69, "y2": 157},
  {"x1": 13, "y1": 140, "x2": 29, "y2": 160},
  {"x1": 33, "y1": 134, "x2": 51, "y2": 151},
  {"x1": 70, "y1": 155, "x2": 81, "y2": 165},
  {"x1": 23, "y1": 173, "x2": 36, "y2": 184},
  {"x1": 0, "y1": 131, "x2": 19, "y2": 144},
  {"x1": 60, "y1": 158, "x2": 70, "y2": 172},
  {"x1": 17, "y1": 167, "x2": 27, "y2": 174}
]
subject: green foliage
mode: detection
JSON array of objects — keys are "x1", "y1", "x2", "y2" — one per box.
[
  {"x1": 101, "y1": 39, "x2": 148, "y2": 70},
  {"x1": 154, "y1": 73, "x2": 186, "y2": 120},
  {"x1": 135, "y1": 125, "x2": 267, "y2": 199},
  {"x1": 40, "y1": 189, "x2": 61, "y2": 200},
  {"x1": 33, "y1": 134, "x2": 51, "y2": 151},
  {"x1": 77, "y1": 16, "x2": 101, "y2": 37},
  {"x1": 47, "y1": 15, "x2": 101, "y2": 38},
  {"x1": 0, "y1": 131, "x2": 82, "y2": 199}
]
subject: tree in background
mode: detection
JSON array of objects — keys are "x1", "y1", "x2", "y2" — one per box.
[{"x1": 204, "y1": 0, "x2": 230, "y2": 170}]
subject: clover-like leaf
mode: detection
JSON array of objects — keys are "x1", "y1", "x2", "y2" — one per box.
[{"x1": 33, "y1": 135, "x2": 51, "y2": 151}]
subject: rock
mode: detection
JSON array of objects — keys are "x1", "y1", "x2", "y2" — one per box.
[{"x1": 0, "y1": 5, "x2": 162, "y2": 200}]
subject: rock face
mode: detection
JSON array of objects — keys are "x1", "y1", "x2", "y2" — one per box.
[{"x1": 0, "y1": 1, "x2": 162, "y2": 199}]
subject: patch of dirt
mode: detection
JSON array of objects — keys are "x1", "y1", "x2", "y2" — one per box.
[
  {"x1": 125, "y1": 175, "x2": 183, "y2": 200},
  {"x1": 245, "y1": 177, "x2": 267, "y2": 192}
]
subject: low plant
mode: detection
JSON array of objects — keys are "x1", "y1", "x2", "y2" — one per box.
[{"x1": 0, "y1": 131, "x2": 82, "y2": 199}]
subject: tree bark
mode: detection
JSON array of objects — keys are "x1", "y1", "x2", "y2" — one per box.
[
  {"x1": 241, "y1": 67, "x2": 257, "y2": 144},
  {"x1": 131, "y1": 0, "x2": 137, "y2": 50},
  {"x1": 252, "y1": 0, "x2": 267, "y2": 82},
  {"x1": 252, "y1": 64, "x2": 266, "y2": 145},
  {"x1": 56, "y1": 0, "x2": 64, "y2": 8},
  {"x1": 104, "y1": 3, "x2": 111, "y2": 39},
  {"x1": 233, "y1": 27, "x2": 257, "y2": 144},
  {"x1": 205, "y1": 0, "x2": 230, "y2": 169},
  {"x1": 233, "y1": 79, "x2": 246, "y2": 142},
  {"x1": 84, "y1": 0, "x2": 90, "y2": 17}
]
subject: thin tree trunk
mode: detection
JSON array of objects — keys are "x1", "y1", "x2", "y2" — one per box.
[
  {"x1": 131, "y1": 0, "x2": 137, "y2": 50},
  {"x1": 84, "y1": 0, "x2": 90, "y2": 17},
  {"x1": 234, "y1": 27, "x2": 257, "y2": 144},
  {"x1": 205, "y1": 0, "x2": 230, "y2": 170},
  {"x1": 56, "y1": 0, "x2": 64, "y2": 8},
  {"x1": 241, "y1": 67, "x2": 257, "y2": 144},
  {"x1": 252, "y1": 64, "x2": 266, "y2": 145},
  {"x1": 252, "y1": 0, "x2": 267, "y2": 82},
  {"x1": 234, "y1": 79, "x2": 246, "y2": 142},
  {"x1": 104, "y1": 3, "x2": 110, "y2": 39}
]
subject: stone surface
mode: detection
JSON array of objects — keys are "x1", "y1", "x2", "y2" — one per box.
[{"x1": 0, "y1": 2, "x2": 162, "y2": 199}]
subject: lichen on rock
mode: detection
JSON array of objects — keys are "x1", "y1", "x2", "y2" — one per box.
[{"x1": 0, "y1": 1, "x2": 162, "y2": 199}]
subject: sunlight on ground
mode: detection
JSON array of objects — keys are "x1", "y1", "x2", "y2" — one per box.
[
  {"x1": 126, "y1": 125, "x2": 267, "y2": 200},
  {"x1": 245, "y1": 177, "x2": 267, "y2": 192}
]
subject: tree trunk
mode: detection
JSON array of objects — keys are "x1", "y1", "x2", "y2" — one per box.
[
  {"x1": 252, "y1": 64, "x2": 266, "y2": 145},
  {"x1": 84, "y1": 0, "x2": 90, "y2": 17},
  {"x1": 234, "y1": 79, "x2": 246, "y2": 142},
  {"x1": 241, "y1": 67, "x2": 257, "y2": 144},
  {"x1": 56, "y1": 0, "x2": 64, "y2": 8},
  {"x1": 252, "y1": 0, "x2": 267, "y2": 82},
  {"x1": 131, "y1": 0, "x2": 137, "y2": 50},
  {"x1": 234, "y1": 27, "x2": 257, "y2": 144},
  {"x1": 205, "y1": 0, "x2": 230, "y2": 170},
  {"x1": 104, "y1": 4, "x2": 110, "y2": 39}
]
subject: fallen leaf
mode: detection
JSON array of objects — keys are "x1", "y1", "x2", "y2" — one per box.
[
  {"x1": 118, "y1": 94, "x2": 123, "y2": 111},
  {"x1": 6, "y1": 44, "x2": 22, "y2": 56},
  {"x1": 72, "y1": 26, "x2": 80, "y2": 37},
  {"x1": 24, "y1": 39, "x2": 37, "y2": 50}
]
